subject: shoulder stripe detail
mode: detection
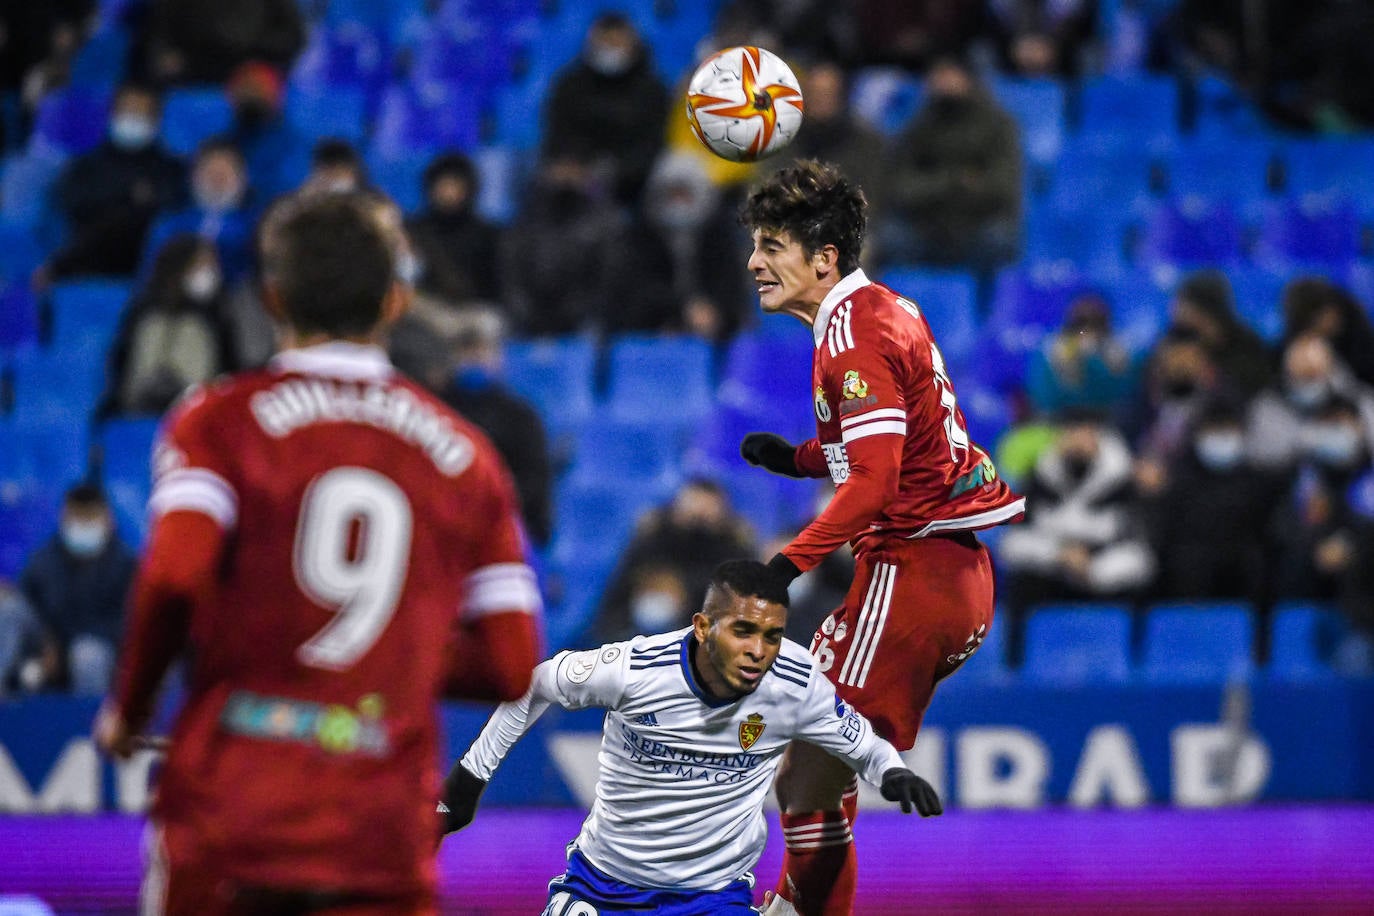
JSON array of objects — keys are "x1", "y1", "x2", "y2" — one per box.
[
  {"x1": 772, "y1": 655, "x2": 811, "y2": 675},
  {"x1": 629, "y1": 658, "x2": 680, "y2": 671},
  {"x1": 841, "y1": 420, "x2": 907, "y2": 444},
  {"x1": 840, "y1": 408, "x2": 907, "y2": 429},
  {"x1": 826, "y1": 301, "x2": 855, "y2": 357},
  {"x1": 631, "y1": 641, "x2": 681, "y2": 660},
  {"x1": 769, "y1": 669, "x2": 809, "y2": 689},
  {"x1": 462, "y1": 562, "x2": 541, "y2": 618},
  {"x1": 148, "y1": 468, "x2": 238, "y2": 529}
]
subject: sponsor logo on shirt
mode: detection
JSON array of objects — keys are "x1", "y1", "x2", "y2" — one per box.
[
  {"x1": 631, "y1": 712, "x2": 658, "y2": 727},
  {"x1": 822, "y1": 442, "x2": 850, "y2": 484},
  {"x1": 621, "y1": 724, "x2": 762, "y2": 783},
  {"x1": 738, "y1": 713, "x2": 766, "y2": 751},
  {"x1": 219, "y1": 690, "x2": 391, "y2": 757},
  {"x1": 841, "y1": 370, "x2": 869, "y2": 400},
  {"x1": 947, "y1": 624, "x2": 987, "y2": 666},
  {"x1": 814, "y1": 385, "x2": 831, "y2": 422},
  {"x1": 949, "y1": 453, "x2": 999, "y2": 500},
  {"x1": 564, "y1": 650, "x2": 599, "y2": 685},
  {"x1": 838, "y1": 394, "x2": 878, "y2": 416}
]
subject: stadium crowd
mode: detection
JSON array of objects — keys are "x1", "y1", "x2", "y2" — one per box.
[{"x1": 3, "y1": 0, "x2": 1374, "y2": 696}]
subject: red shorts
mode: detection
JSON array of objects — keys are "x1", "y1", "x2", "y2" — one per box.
[
  {"x1": 141, "y1": 825, "x2": 437, "y2": 916},
  {"x1": 809, "y1": 532, "x2": 995, "y2": 751}
]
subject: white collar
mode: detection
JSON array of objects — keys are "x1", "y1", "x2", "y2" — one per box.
[
  {"x1": 269, "y1": 341, "x2": 394, "y2": 381},
  {"x1": 811, "y1": 269, "x2": 872, "y2": 347}
]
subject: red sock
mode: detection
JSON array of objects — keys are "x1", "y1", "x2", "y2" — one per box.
[
  {"x1": 841, "y1": 774, "x2": 860, "y2": 827},
  {"x1": 775, "y1": 810, "x2": 857, "y2": 916}
]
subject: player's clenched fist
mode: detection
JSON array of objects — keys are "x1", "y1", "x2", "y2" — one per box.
[
  {"x1": 880, "y1": 767, "x2": 943, "y2": 817},
  {"x1": 740, "y1": 433, "x2": 802, "y2": 477},
  {"x1": 438, "y1": 763, "x2": 488, "y2": 837}
]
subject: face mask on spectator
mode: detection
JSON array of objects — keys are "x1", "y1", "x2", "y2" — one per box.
[
  {"x1": 586, "y1": 43, "x2": 634, "y2": 76},
  {"x1": 110, "y1": 114, "x2": 156, "y2": 150},
  {"x1": 61, "y1": 520, "x2": 110, "y2": 558},
  {"x1": 1195, "y1": 431, "x2": 1245, "y2": 471},
  {"x1": 183, "y1": 265, "x2": 221, "y2": 301},
  {"x1": 631, "y1": 590, "x2": 681, "y2": 631},
  {"x1": 1288, "y1": 378, "x2": 1331, "y2": 411},
  {"x1": 1310, "y1": 424, "x2": 1363, "y2": 467}
]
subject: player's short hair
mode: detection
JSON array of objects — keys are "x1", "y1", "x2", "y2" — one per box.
[
  {"x1": 258, "y1": 191, "x2": 395, "y2": 337},
  {"x1": 705, "y1": 560, "x2": 790, "y2": 615},
  {"x1": 739, "y1": 160, "x2": 867, "y2": 275},
  {"x1": 64, "y1": 483, "x2": 108, "y2": 510}
]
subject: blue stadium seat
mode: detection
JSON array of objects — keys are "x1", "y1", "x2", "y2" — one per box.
[
  {"x1": 1137, "y1": 196, "x2": 1243, "y2": 267},
  {"x1": 0, "y1": 485, "x2": 65, "y2": 579},
  {"x1": 98, "y1": 417, "x2": 159, "y2": 547},
  {"x1": 1047, "y1": 142, "x2": 1155, "y2": 217},
  {"x1": 986, "y1": 263, "x2": 1098, "y2": 373},
  {"x1": 716, "y1": 324, "x2": 814, "y2": 428},
  {"x1": 1022, "y1": 604, "x2": 1133, "y2": 684},
  {"x1": 0, "y1": 416, "x2": 88, "y2": 491},
  {"x1": 604, "y1": 335, "x2": 714, "y2": 428},
  {"x1": 1078, "y1": 74, "x2": 1181, "y2": 150},
  {"x1": 1, "y1": 151, "x2": 69, "y2": 227},
  {"x1": 369, "y1": 82, "x2": 482, "y2": 163},
  {"x1": 1022, "y1": 207, "x2": 1130, "y2": 275},
  {"x1": 1268, "y1": 602, "x2": 1345, "y2": 681},
  {"x1": 49, "y1": 279, "x2": 133, "y2": 353},
  {"x1": 1224, "y1": 265, "x2": 1288, "y2": 343},
  {"x1": 1141, "y1": 602, "x2": 1256, "y2": 684},
  {"x1": 1094, "y1": 269, "x2": 1172, "y2": 353},
  {"x1": 877, "y1": 268, "x2": 979, "y2": 367},
  {"x1": 504, "y1": 334, "x2": 596, "y2": 438},
  {"x1": 161, "y1": 87, "x2": 234, "y2": 158},
  {"x1": 9, "y1": 345, "x2": 106, "y2": 429},
  {"x1": 1252, "y1": 194, "x2": 1362, "y2": 269},
  {"x1": 30, "y1": 88, "x2": 111, "y2": 156},
  {"x1": 0, "y1": 285, "x2": 37, "y2": 351},
  {"x1": 990, "y1": 77, "x2": 1065, "y2": 168},
  {"x1": 68, "y1": 27, "x2": 129, "y2": 91},
  {"x1": 849, "y1": 67, "x2": 923, "y2": 136},
  {"x1": 1280, "y1": 138, "x2": 1374, "y2": 201},
  {"x1": 947, "y1": 611, "x2": 1010, "y2": 684},
  {"x1": 1161, "y1": 138, "x2": 1277, "y2": 204},
  {"x1": 412, "y1": 21, "x2": 514, "y2": 100},
  {"x1": 565, "y1": 420, "x2": 681, "y2": 494},
  {"x1": 491, "y1": 77, "x2": 550, "y2": 150},
  {"x1": 285, "y1": 85, "x2": 368, "y2": 144}
]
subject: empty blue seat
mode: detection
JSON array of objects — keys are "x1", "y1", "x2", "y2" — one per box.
[
  {"x1": 1022, "y1": 207, "x2": 1130, "y2": 275},
  {"x1": 1268, "y1": 602, "x2": 1345, "y2": 681},
  {"x1": 0, "y1": 485, "x2": 65, "y2": 578},
  {"x1": 1252, "y1": 194, "x2": 1361, "y2": 268},
  {"x1": 1141, "y1": 602, "x2": 1256, "y2": 684},
  {"x1": 0, "y1": 416, "x2": 88, "y2": 489},
  {"x1": 1078, "y1": 74, "x2": 1180, "y2": 149},
  {"x1": 565, "y1": 420, "x2": 681, "y2": 493},
  {"x1": 9, "y1": 346, "x2": 106, "y2": 429},
  {"x1": 285, "y1": 85, "x2": 368, "y2": 144},
  {"x1": 1224, "y1": 265, "x2": 1288, "y2": 343},
  {"x1": 991, "y1": 77, "x2": 1065, "y2": 167},
  {"x1": 288, "y1": 23, "x2": 391, "y2": 95},
  {"x1": 504, "y1": 334, "x2": 596, "y2": 437},
  {"x1": 1137, "y1": 196, "x2": 1243, "y2": 267},
  {"x1": 1047, "y1": 142, "x2": 1155, "y2": 216},
  {"x1": 369, "y1": 82, "x2": 482, "y2": 162},
  {"x1": 161, "y1": 87, "x2": 233, "y2": 157},
  {"x1": 50, "y1": 279, "x2": 133, "y2": 353},
  {"x1": 716, "y1": 324, "x2": 814, "y2": 423},
  {"x1": 1022, "y1": 604, "x2": 1133, "y2": 684},
  {"x1": 1281, "y1": 138, "x2": 1374, "y2": 200},
  {"x1": 1162, "y1": 139, "x2": 1277, "y2": 204},
  {"x1": 877, "y1": 268, "x2": 979, "y2": 367},
  {"x1": 849, "y1": 67, "x2": 924, "y2": 135},
  {"x1": 491, "y1": 77, "x2": 550, "y2": 150},
  {"x1": 97, "y1": 417, "x2": 160, "y2": 546},
  {"x1": 1, "y1": 151, "x2": 68, "y2": 227},
  {"x1": 30, "y1": 88, "x2": 111, "y2": 155},
  {"x1": 947, "y1": 612, "x2": 1010, "y2": 684},
  {"x1": 605, "y1": 335, "x2": 714, "y2": 427},
  {"x1": 69, "y1": 27, "x2": 129, "y2": 91}
]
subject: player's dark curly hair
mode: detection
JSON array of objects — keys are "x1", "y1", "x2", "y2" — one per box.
[
  {"x1": 707, "y1": 560, "x2": 791, "y2": 612},
  {"x1": 739, "y1": 160, "x2": 867, "y2": 275}
]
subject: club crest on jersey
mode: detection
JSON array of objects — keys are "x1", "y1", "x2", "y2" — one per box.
[
  {"x1": 842, "y1": 370, "x2": 869, "y2": 400},
  {"x1": 814, "y1": 386, "x2": 831, "y2": 422},
  {"x1": 739, "y1": 713, "x2": 766, "y2": 751}
]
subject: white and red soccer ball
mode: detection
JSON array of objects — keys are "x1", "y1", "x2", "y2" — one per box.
[{"x1": 686, "y1": 46, "x2": 804, "y2": 163}]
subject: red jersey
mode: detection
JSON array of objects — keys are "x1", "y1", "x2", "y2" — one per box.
[
  {"x1": 786, "y1": 270, "x2": 1025, "y2": 571},
  {"x1": 112, "y1": 343, "x2": 541, "y2": 896}
]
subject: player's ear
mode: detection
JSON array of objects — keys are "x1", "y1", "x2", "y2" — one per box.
[
  {"x1": 260, "y1": 279, "x2": 287, "y2": 322},
  {"x1": 691, "y1": 611, "x2": 712, "y2": 644},
  {"x1": 381, "y1": 279, "x2": 412, "y2": 325},
  {"x1": 813, "y1": 244, "x2": 839, "y2": 278}
]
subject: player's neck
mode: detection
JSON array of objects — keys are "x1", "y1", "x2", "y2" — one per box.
[
  {"x1": 280, "y1": 329, "x2": 381, "y2": 351},
  {"x1": 687, "y1": 639, "x2": 737, "y2": 702}
]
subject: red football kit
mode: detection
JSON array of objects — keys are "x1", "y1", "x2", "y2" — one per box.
[
  {"x1": 785, "y1": 269, "x2": 1024, "y2": 750},
  {"x1": 109, "y1": 343, "x2": 542, "y2": 914}
]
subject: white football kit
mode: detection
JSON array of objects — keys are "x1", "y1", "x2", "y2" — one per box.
[{"x1": 460, "y1": 627, "x2": 906, "y2": 892}]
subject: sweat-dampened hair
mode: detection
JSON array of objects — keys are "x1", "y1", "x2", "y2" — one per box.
[{"x1": 739, "y1": 159, "x2": 867, "y2": 275}]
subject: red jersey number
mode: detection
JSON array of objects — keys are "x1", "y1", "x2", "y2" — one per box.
[{"x1": 292, "y1": 467, "x2": 414, "y2": 671}]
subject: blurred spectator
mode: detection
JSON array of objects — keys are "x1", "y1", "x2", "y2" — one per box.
[
  {"x1": 998, "y1": 411, "x2": 1156, "y2": 643},
  {"x1": 773, "y1": 61, "x2": 887, "y2": 230},
  {"x1": 709, "y1": 0, "x2": 859, "y2": 67},
  {"x1": 0, "y1": 580, "x2": 39, "y2": 696},
  {"x1": 406, "y1": 152, "x2": 502, "y2": 303},
  {"x1": 18, "y1": 484, "x2": 136, "y2": 696},
  {"x1": 596, "y1": 479, "x2": 757, "y2": 642},
  {"x1": 1273, "y1": 396, "x2": 1373, "y2": 605},
  {"x1": 1247, "y1": 334, "x2": 1374, "y2": 472},
  {"x1": 877, "y1": 57, "x2": 1022, "y2": 272},
  {"x1": 1280, "y1": 276, "x2": 1374, "y2": 388},
  {"x1": 438, "y1": 309, "x2": 553, "y2": 548},
  {"x1": 140, "y1": 0, "x2": 304, "y2": 85},
  {"x1": 1025, "y1": 291, "x2": 1139, "y2": 424},
  {"x1": 101, "y1": 234, "x2": 237, "y2": 417},
  {"x1": 502, "y1": 150, "x2": 624, "y2": 336},
  {"x1": 542, "y1": 13, "x2": 668, "y2": 207},
  {"x1": 1169, "y1": 270, "x2": 1273, "y2": 398},
  {"x1": 143, "y1": 137, "x2": 258, "y2": 282},
  {"x1": 1133, "y1": 328, "x2": 1223, "y2": 483},
  {"x1": 299, "y1": 138, "x2": 370, "y2": 197},
  {"x1": 0, "y1": 0, "x2": 91, "y2": 118},
  {"x1": 984, "y1": 0, "x2": 1099, "y2": 77},
  {"x1": 224, "y1": 60, "x2": 308, "y2": 201},
  {"x1": 38, "y1": 82, "x2": 187, "y2": 284},
  {"x1": 1146, "y1": 399, "x2": 1287, "y2": 607},
  {"x1": 848, "y1": 0, "x2": 984, "y2": 70}
]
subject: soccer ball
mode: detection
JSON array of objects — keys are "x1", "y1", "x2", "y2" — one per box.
[{"x1": 686, "y1": 46, "x2": 804, "y2": 163}]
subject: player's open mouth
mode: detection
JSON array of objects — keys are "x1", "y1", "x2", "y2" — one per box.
[
  {"x1": 738, "y1": 666, "x2": 762, "y2": 682},
  {"x1": 757, "y1": 280, "x2": 779, "y2": 294}
]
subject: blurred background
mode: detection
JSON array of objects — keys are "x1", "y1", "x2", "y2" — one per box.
[{"x1": 0, "y1": 0, "x2": 1372, "y2": 913}]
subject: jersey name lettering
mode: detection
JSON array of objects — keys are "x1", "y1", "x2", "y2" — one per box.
[{"x1": 822, "y1": 442, "x2": 850, "y2": 484}]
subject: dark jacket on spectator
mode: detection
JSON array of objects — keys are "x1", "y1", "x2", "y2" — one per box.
[{"x1": 19, "y1": 534, "x2": 135, "y2": 648}]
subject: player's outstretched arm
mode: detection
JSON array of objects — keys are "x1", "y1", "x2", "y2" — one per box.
[
  {"x1": 741, "y1": 432, "x2": 804, "y2": 477},
  {"x1": 880, "y1": 767, "x2": 942, "y2": 816},
  {"x1": 438, "y1": 761, "x2": 487, "y2": 835}
]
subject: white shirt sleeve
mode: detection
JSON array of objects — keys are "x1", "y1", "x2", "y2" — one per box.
[
  {"x1": 790, "y1": 673, "x2": 905, "y2": 787},
  {"x1": 460, "y1": 644, "x2": 629, "y2": 780}
]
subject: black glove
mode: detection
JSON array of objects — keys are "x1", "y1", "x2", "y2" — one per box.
[
  {"x1": 438, "y1": 763, "x2": 487, "y2": 836},
  {"x1": 880, "y1": 767, "x2": 943, "y2": 817},
  {"x1": 740, "y1": 433, "x2": 802, "y2": 477},
  {"x1": 767, "y1": 552, "x2": 802, "y2": 586}
]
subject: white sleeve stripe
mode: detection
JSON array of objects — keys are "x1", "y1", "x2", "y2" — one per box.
[
  {"x1": 841, "y1": 420, "x2": 907, "y2": 443},
  {"x1": 148, "y1": 475, "x2": 238, "y2": 529},
  {"x1": 840, "y1": 407, "x2": 907, "y2": 429},
  {"x1": 463, "y1": 565, "x2": 542, "y2": 618},
  {"x1": 465, "y1": 562, "x2": 538, "y2": 586}
]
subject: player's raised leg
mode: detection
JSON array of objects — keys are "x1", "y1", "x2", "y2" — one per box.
[{"x1": 768, "y1": 739, "x2": 859, "y2": 916}]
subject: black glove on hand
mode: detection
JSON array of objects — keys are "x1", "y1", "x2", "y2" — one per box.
[
  {"x1": 767, "y1": 552, "x2": 802, "y2": 586},
  {"x1": 880, "y1": 767, "x2": 943, "y2": 817},
  {"x1": 740, "y1": 433, "x2": 802, "y2": 477},
  {"x1": 438, "y1": 763, "x2": 488, "y2": 836}
]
